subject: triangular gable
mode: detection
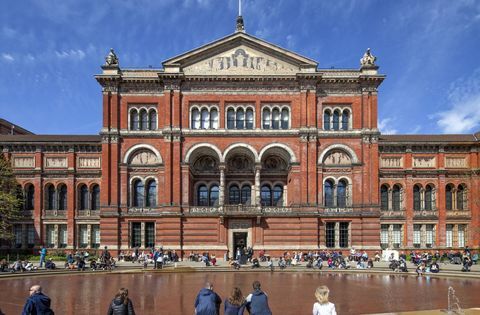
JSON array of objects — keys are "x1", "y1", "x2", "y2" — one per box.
[{"x1": 162, "y1": 32, "x2": 318, "y2": 75}]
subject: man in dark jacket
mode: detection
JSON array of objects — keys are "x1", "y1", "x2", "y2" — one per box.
[
  {"x1": 22, "y1": 285, "x2": 54, "y2": 315},
  {"x1": 246, "y1": 281, "x2": 272, "y2": 315},
  {"x1": 194, "y1": 282, "x2": 222, "y2": 315}
]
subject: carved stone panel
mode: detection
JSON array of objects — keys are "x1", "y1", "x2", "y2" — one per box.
[
  {"x1": 13, "y1": 156, "x2": 35, "y2": 168},
  {"x1": 193, "y1": 156, "x2": 218, "y2": 172},
  {"x1": 45, "y1": 157, "x2": 68, "y2": 168},
  {"x1": 78, "y1": 157, "x2": 101, "y2": 169},
  {"x1": 129, "y1": 150, "x2": 159, "y2": 165},
  {"x1": 227, "y1": 155, "x2": 253, "y2": 172},
  {"x1": 262, "y1": 156, "x2": 287, "y2": 171},
  {"x1": 413, "y1": 156, "x2": 436, "y2": 168},
  {"x1": 380, "y1": 157, "x2": 403, "y2": 168},
  {"x1": 323, "y1": 150, "x2": 351, "y2": 165},
  {"x1": 228, "y1": 219, "x2": 252, "y2": 229},
  {"x1": 445, "y1": 157, "x2": 467, "y2": 168}
]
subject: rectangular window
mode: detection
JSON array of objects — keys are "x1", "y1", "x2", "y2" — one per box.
[
  {"x1": 426, "y1": 224, "x2": 435, "y2": 248},
  {"x1": 392, "y1": 224, "x2": 402, "y2": 248},
  {"x1": 380, "y1": 225, "x2": 389, "y2": 249},
  {"x1": 78, "y1": 225, "x2": 88, "y2": 248},
  {"x1": 339, "y1": 222, "x2": 349, "y2": 248},
  {"x1": 145, "y1": 222, "x2": 155, "y2": 248},
  {"x1": 325, "y1": 222, "x2": 335, "y2": 248},
  {"x1": 413, "y1": 224, "x2": 421, "y2": 248},
  {"x1": 14, "y1": 225, "x2": 23, "y2": 248},
  {"x1": 458, "y1": 224, "x2": 466, "y2": 248},
  {"x1": 131, "y1": 222, "x2": 141, "y2": 248},
  {"x1": 446, "y1": 224, "x2": 453, "y2": 248},
  {"x1": 27, "y1": 224, "x2": 35, "y2": 248},
  {"x1": 91, "y1": 225, "x2": 100, "y2": 248},
  {"x1": 46, "y1": 225, "x2": 55, "y2": 248},
  {"x1": 58, "y1": 225, "x2": 67, "y2": 248}
]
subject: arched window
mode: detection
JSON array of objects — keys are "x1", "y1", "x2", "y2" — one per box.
[
  {"x1": 446, "y1": 184, "x2": 453, "y2": 210},
  {"x1": 58, "y1": 185, "x2": 67, "y2": 210},
  {"x1": 273, "y1": 185, "x2": 283, "y2": 206},
  {"x1": 281, "y1": 108, "x2": 289, "y2": 129},
  {"x1": 337, "y1": 180, "x2": 347, "y2": 208},
  {"x1": 149, "y1": 110, "x2": 157, "y2": 130},
  {"x1": 380, "y1": 185, "x2": 389, "y2": 210},
  {"x1": 392, "y1": 185, "x2": 401, "y2": 211},
  {"x1": 25, "y1": 185, "x2": 34, "y2": 210},
  {"x1": 133, "y1": 180, "x2": 144, "y2": 208},
  {"x1": 425, "y1": 185, "x2": 433, "y2": 210},
  {"x1": 262, "y1": 108, "x2": 271, "y2": 129},
  {"x1": 324, "y1": 110, "x2": 331, "y2": 130},
  {"x1": 342, "y1": 110, "x2": 349, "y2": 130},
  {"x1": 241, "y1": 185, "x2": 251, "y2": 205},
  {"x1": 261, "y1": 185, "x2": 271, "y2": 206},
  {"x1": 456, "y1": 185, "x2": 464, "y2": 210},
  {"x1": 324, "y1": 180, "x2": 334, "y2": 207},
  {"x1": 210, "y1": 109, "x2": 219, "y2": 129},
  {"x1": 236, "y1": 108, "x2": 245, "y2": 129},
  {"x1": 146, "y1": 180, "x2": 157, "y2": 207},
  {"x1": 198, "y1": 185, "x2": 208, "y2": 206},
  {"x1": 209, "y1": 185, "x2": 219, "y2": 206},
  {"x1": 91, "y1": 185, "x2": 100, "y2": 210},
  {"x1": 79, "y1": 185, "x2": 88, "y2": 210},
  {"x1": 139, "y1": 109, "x2": 148, "y2": 130},
  {"x1": 227, "y1": 109, "x2": 235, "y2": 129},
  {"x1": 130, "y1": 109, "x2": 139, "y2": 130},
  {"x1": 272, "y1": 108, "x2": 280, "y2": 129},
  {"x1": 201, "y1": 109, "x2": 210, "y2": 129},
  {"x1": 46, "y1": 185, "x2": 56, "y2": 210},
  {"x1": 333, "y1": 110, "x2": 340, "y2": 130},
  {"x1": 192, "y1": 108, "x2": 201, "y2": 129},
  {"x1": 246, "y1": 108, "x2": 254, "y2": 129},
  {"x1": 413, "y1": 185, "x2": 421, "y2": 210},
  {"x1": 229, "y1": 185, "x2": 240, "y2": 204}
]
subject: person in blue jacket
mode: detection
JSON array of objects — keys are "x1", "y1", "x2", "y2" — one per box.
[
  {"x1": 245, "y1": 281, "x2": 272, "y2": 315},
  {"x1": 194, "y1": 282, "x2": 222, "y2": 315},
  {"x1": 39, "y1": 247, "x2": 47, "y2": 268},
  {"x1": 22, "y1": 285, "x2": 54, "y2": 315}
]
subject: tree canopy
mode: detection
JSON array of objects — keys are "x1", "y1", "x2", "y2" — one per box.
[{"x1": 0, "y1": 154, "x2": 21, "y2": 240}]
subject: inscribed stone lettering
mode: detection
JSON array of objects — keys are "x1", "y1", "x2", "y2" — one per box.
[{"x1": 13, "y1": 157, "x2": 35, "y2": 168}]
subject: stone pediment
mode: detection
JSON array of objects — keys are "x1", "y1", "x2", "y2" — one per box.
[{"x1": 163, "y1": 32, "x2": 318, "y2": 75}]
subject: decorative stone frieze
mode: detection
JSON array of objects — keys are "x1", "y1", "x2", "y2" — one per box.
[
  {"x1": 413, "y1": 156, "x2": 436, "y2": 168},
  {"x1": 380, "y1": 157, "x2": 403, "y2": 168},
  {"x1": 78, "y1": 157, "x2": 101, "y2": 169},
  {"x1": 13, "y1": 156, "x2": 35, "y2": 168},
  {"x1": 44, "y1": 157, "x2": 68, "y2": 168},
  {"x1": 445, "y1": 157, "x2": 467, "y2": 168}
]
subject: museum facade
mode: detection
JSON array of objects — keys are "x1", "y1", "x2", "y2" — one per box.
[{"x1": 1, "y1": 22, "x2": 479, "y2": 256}]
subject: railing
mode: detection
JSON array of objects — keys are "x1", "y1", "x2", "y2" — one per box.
[
  {"x1": 77, "y1": 210, "x2": 100, "y2": 217},
  {"x1": 43, "y1": 210, "x2": 67, "y2": 217}
]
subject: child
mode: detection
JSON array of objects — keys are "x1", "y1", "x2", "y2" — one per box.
[{"x1": 313, "y1": 286, "x2": 337, "y2": 315}]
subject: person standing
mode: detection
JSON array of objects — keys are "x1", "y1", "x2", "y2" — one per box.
[
  {"x1": 107, "y1": 288, "x2": 135, "y2": 315},
  {"x1": 39, "y1": 247, "x2": 47, "y2": 268},
  {"x1": 245, "y1": 281, "x2": 272, "y2": 315},
  {"x1": 21, "y1": 285, "x2": 54, "y2": 315},
  {"x1": 224, "y1": 287, "x2": 246, "y2": 315},
  {"x1": 312, "y1": 286, "x2": 337, "y2": 315},
  {"x1": 194, "y1": 282, "x2": 222, "y2": 315}
]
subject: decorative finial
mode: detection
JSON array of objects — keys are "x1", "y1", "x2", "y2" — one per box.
[
  {"x1": 104, "y1": 48, "x2": 119, "y2": 67},
  {"x1": 360, "y1": 48, "x2": 377, "y2": 68},
  {"x1": 235, "y1": 0, "x2": 245, "y2": 32}
]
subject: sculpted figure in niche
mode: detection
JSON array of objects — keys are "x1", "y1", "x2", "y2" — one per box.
[
  {"x1": 228, "y1": 155, "x2": 252, "y2": 171},
  {"x1": 324, "y1": 150, "x2": 351, "y2": 165},
  {"x1": 193, "y1": 156, "x2": 218, "y2": 172},
  {"x1": 263, "y1": 156, "x2": 286, "y2": 171},
  {"x1": 130, "y1": 150, "x2": 158, "y2": 165}
]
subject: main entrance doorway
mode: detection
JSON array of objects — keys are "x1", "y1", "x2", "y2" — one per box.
[{"x1": 233, "y1": 232, "x2": 248, "y2": 263}]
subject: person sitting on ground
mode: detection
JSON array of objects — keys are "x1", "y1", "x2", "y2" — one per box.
[
  {"x1": 314, "y1": 257, "x2": 323, "y2": 269},
  {"x1": 430, "y1": 261, "x2": 440, "y2": 273},
  {"x1": 267, "y1": 259, "x2": 274, "y2": 271},
  {"x1": 374, "y1": 252, "x2": 381, "y2": 262},
  {"x1": 416, "y1": 263, "x2": 425, "y2": 276},
  {"x1": 224, "y1": 287, "x2": 246, "y2": 315},
  {"x1": 90, "y1": 259, "x2": 98, "y2": 271},
  {"x1": 24, "y1": 261, "x2": 36, "y2": 272},
  {"x1": 327, "y1": 257, "x2": 334, "y2": 269},
  {"x1": 230, "y1": 259, "x2": 241, "y2": 270},
  {"x1": 367, "y1": 259, "x2": 374, "y2": 269},
  {"x1": 22, "y1": 285, "x2": 54, "y2": 315},
  {"x1": 194, "y1": 282, "x2": 222, "y2": 315},
  {"x1": 278, "y1": 257, "x2": 286, "y2": 270},
  {"x1": 399, "y1": 259, "x2": 408, "y2": 272},
  {"x1": 211, "y1": 255, "x2": 217, "y2": 266},
  {"x1": 462, "y1": 256, "x2": 472, "y2": 272},
  {"x1": 306, "y1": 259, "x2": 313, "y2": 269},
  {"x1": 0, "y1": 259, "x2": 8, "y2": 272},
  {"x1": 246, "y1": 281, "x2": 272, "y2": 315},
  {"x1": 45, "y1": 259, "x2": 56, "y2": 270},
  {"x1": 313, "y1": 285, "x2": 337, "y2": 315},
  {"x1": 107, "y1": 287, "x2": 135, "y2": 315},
  {"x1": 12, "y1": 260, "x2": 25, "y2": 272},
  {"x1": 251, "y1": 257, "x2": 260, "y2": 269}
]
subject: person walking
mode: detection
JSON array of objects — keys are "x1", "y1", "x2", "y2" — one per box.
[
  {"x1": 21, "y1": 285, "x2": 54, "y2": 315},
  {"x1": 107, "y1": 288, "x2": 135, "y2": 315},
  {"x1": 194, "y1": 282, "x2": 222, "y2": 315},
  {"x1": 224, "y1": 287, "x2": 246, "y2": 315},
  {"x1": 39, "y1": 247, "x2": 47, "y2": 268},
  {"x1": 245, "y1": 281, "x2": 272, "y2": 315},
  {"x1": 312, "y1": 286, "x2": 337, "y2": 315}
]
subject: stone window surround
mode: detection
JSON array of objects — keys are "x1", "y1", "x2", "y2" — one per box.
[
  {"x1": 380, "y1": 183, "x2": 404, "y2": 211},
  {"x1": 445, "y1": 183, "x2": 468, "y2": 211},
  {"x1": 322, "y1": 176, "x2": 352, "y2": 208},
  {"x1": 190, "y1": 103, "x2": 220, "y2": 129},
  {"x1": 225, "y1": 104, "x2": 255, "y2": 129},
  {"x1": 128, "y1": 105, "x2": 158, "y2": 131},
  {"x1": 261, "y1": 104, "x2": 290, "y2": 129},
  {"x1": 76, "y1": 182, "x2": 101, "y2": 211},
  {"x1": 413, "y1": 183, "x2": 436, "y2": 211},
  {"x1": 323, "y1": 105, "x2": 352, "y2": 130},
  {"x1": 129, "y1": 176, "x2": 158, "y2": 208}
]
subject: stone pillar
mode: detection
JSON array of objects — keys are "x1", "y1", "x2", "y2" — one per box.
[
  {"x1": 334, "y1": 222, "x2": 340, "y2": 248},
  {"x1": 254, "y1": 165, "x2": 261, "y2": 205},
  {"x1": 87, "y1": 224, "x2": 92, "y2": 248},
  {"x1": 388, "y1": 224, "x2": 393, "y2": 248},
  {"x1": 141, "y1": 222, "x2": 145, "y2": 248},
  {"x1": 219, "y1": 165, "x2": 225, "y2": 206},
  {"x1": 54, "y1": 224, "x2": 59, "y2": 249}
]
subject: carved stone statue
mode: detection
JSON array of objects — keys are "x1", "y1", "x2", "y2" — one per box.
[
  {"x1": 360, "y1": 48, "x2": 377, "y2": 67},
  {"x1": 236, "y1": 15, "x2": 245, "y2": 32},
  {"x1": 104, "y1": 48, "x2": 119, "y2": 67}
]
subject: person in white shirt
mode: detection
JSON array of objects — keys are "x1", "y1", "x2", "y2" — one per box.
[{"x1": 312, "y1": 285, "x2": 337, "y2": 315}]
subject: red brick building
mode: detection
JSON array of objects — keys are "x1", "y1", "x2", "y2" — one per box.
[{"x1": 1, "y1": 24, "x2": 479, "y2": 256}]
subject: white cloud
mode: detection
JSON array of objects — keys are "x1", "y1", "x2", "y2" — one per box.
[
  {"x1": 55, "y1": 49, "x2": 86, "y2": 60},
  {"x1": 434, "y1": 68, "x2": 480, "y2": 133},
  {"x1": 378, "y1": 118, "x2": 398, "y2": 135},
  {"x1": 1, "y1": 53, "x2": 14, "y2": 62}
]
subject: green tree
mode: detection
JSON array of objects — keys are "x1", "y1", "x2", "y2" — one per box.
[{"x1": 0, "y1": 154, "x2": 21, "y2": 240}]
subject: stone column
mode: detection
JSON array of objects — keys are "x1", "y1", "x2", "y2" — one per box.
[
  {"x1": 334, "y1": 222, "x2": 340, "y2": 248},
  {"x1": 54, "y1": 224, "x2": 59, "y2": 249},
  {"x1": 388, "y1": 224, "x2": 393, "y2": 248},
  {"x1": 87, "y1": 225, "x2": 92, "y2": 248},
  {"x1": 219, "y1": 165, "x2": 225, "y2": 206},
  {"x1": 141, "y1": 222, "x2": 146, "y2": 248},
  {"x1": 254, "y1": 165, "x2": 261, "y2": 206}
]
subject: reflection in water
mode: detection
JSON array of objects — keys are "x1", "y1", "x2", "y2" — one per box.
[{"x1": 0, "y1": 272, "x2": 479, "y2": 314}]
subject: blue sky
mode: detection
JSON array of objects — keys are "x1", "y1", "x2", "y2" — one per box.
[{"x1": 0, "y1": 0, "x2": 479, "y2": 135}]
